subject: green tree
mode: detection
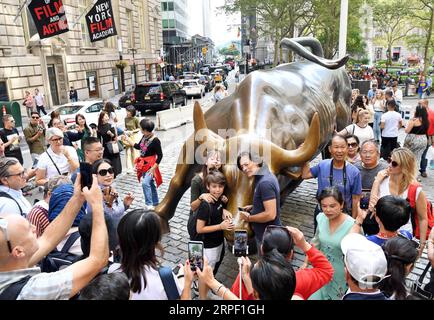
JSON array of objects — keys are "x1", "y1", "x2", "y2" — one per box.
[
  {"x1": 411, "y1": 0, "x2": 434, "y2": 75},
  {"x1": 219, "y1": 46, "x2": 240, "y2": 57},
  {"x1": 372, "y1": 0, "x2": 416, "y2": 69}
]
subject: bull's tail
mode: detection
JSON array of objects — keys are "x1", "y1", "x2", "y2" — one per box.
[{"x1": 280, "y1": 37, "x2": 349, "y2": 70}]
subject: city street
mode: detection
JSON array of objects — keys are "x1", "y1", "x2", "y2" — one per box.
[{"x1": 17, "y1": 72, "x2": 434, "y2": 291}]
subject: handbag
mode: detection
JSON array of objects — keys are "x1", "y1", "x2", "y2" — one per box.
[
  {"x1": 409, "y1": 263, "x2": 433, "y2": 300},
  {"x1": 106, "y1": 141, "x2": 123, "y2": 154}
]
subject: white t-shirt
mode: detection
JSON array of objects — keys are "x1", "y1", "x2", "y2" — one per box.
[
  {"x1": 37, "y1": 146, "x2": 78, "y2": 180},
  {"x1": 0, "y1": 185, "x2": 32, "y2": 216},
  {"x1": 393, "y1": 89, "x2": 403, "y2": 103},
  {"x1": 344, "y1": 123, "x2": 374, "y2": 145},
  {"x1": 379, "y1": 177, "x2": 421, "y2": 234},
  {"x1": 108, "y1": 264, "x2": 182, "y2": 300},
  {"x1": 34, "y1": 93, "x2": 44, "y2": 106},
  {"x1": 381, "y1": 111, "x2": 402, "y2": 137}
]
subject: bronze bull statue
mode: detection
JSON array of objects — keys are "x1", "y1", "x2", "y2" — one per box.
[{"x1": 154, "y1": 37, "x2": 352, "y2": 239}]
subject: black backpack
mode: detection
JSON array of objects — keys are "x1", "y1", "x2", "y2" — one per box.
[
  {"x1": 187, "y1": 202, "x2": 211, "y2": 241},
  {"x1": 39, "y1": 231, "x2": 81, "y2": 273}
]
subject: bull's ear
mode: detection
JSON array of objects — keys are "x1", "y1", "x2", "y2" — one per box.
[{"x1": 193, "y1": 101, "x2": 208, "y2": 132}]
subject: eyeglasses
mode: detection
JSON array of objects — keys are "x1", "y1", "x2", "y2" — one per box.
[
  {"x1": 0, "y1": 218, "x2": 12, "y2": 253},
  {"x1": 387, "y1": 157, "x2": 399, "y2": 168},
  {"x1": 98, "y1": 167, "x2": 114, "y2": 176},
  {"x1": 88, "y1": 148, "x2": 104, "y2": 152},
  {"x1": 50, "y1": 137, "x2": 63, "y2": 143},
  {"x1": 348, "y1": 143, "x2": 358, "y2": 148},
  {"x1": 7, "y1": 170, "x2": 26, "y2": 178},
  {"x1": 31, "y1": 116, "x2": 40, "y2": 119}
]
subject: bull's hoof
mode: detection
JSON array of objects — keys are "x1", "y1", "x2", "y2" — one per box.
[{"x1": 159, "y1": 217, "x2": 170, "y2": 234}]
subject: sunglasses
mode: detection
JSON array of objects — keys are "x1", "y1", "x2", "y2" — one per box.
[
  {"x1": 387, "y1": 157, "x2": 399, "y2": 168},
  {"x1": 0, "y1": 218, "x2": 12, "y2": 253},
  {"x1": 98, "y1": 167, "x2": 114, "y2": 176},
  {"x1": 348, "y1": 142, "x2": 358, "y2": 148},
  {"x1": 31, "y1": 116, "x2": 40, "y2": 119}
]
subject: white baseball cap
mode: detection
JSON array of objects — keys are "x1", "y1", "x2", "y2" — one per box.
[
  {"x1": 46, "y1": 128, "x2": 64, "y2": 141},
  {"x1": 341, "y1": 233, "x2": 388, "y2": 289}
]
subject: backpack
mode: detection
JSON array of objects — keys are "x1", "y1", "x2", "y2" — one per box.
[
  {"x1": 187, "y1": 202, "x2": 212, "y2": 241},
  {"x1": 0, "y1": 191, "x2": 24, "y2": 216},
  {"x1": 0, "y1": 276, "x2": 31, "y2": 300},
  {"x1": 39, "y1": 231, "x2": 81, "y2": 273},
  {"x1": 407, "y1": 183, "x2": 434, "y2": 240}
]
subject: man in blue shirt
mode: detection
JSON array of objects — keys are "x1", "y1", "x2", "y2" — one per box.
[
  {"x1": 237, "y1": 151, "x2": 281, "y2": 246},
  {"x1": 302, "y1": 135, "x2": 362, "y2": 230}
]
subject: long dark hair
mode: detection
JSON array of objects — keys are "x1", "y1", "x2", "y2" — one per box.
[
  {"x1": 414, "y1": 105, "x2": 429, "y2": 132},
  {"x1": 380, "y1": 236, "x2": 418, "y2": 300},
  {"x1": 117, "y1": 209, "x2": 162, "y2": 293},
  {"x1": 351, "y1": 95, "x2": 366, "y2": 112},
  {"x1": 75, "y1": 113, "x2": 91, "y2": 133},
  {"x1": 104, "y1": 101, "x2": 116, "y2": 113},
  {"x1": 98, "y1": 111, "x2": 109, "y2": 130}
]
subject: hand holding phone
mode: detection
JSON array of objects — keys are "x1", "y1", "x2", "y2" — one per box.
[
  {"x1": 80, "y1": 162, "x2": 93, "y2": 190},
  {"x1": 360, "y1": 191, "x2": 370, "y2": 210},
  {"x1": 188, "y1": 241, "x2": 204, "y2": 271}
]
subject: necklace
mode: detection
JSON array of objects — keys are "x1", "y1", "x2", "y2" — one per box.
[{"x1": 377, "y1": 231, "x2": 397, "y2": 239}]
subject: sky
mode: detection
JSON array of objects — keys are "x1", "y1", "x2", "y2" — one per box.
[{"x1": 188, "y1": 0, "x2": 240, "y2": 47}]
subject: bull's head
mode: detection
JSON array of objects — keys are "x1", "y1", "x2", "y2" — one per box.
[{"x1": 190, "y1": 102, "x2": 320, "y2": 240}]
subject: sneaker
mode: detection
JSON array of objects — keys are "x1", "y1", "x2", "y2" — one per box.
[{"x1": 421, "y1": 172, "x2": 428, "y2": 178}]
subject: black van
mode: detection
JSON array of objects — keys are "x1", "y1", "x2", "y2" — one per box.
[{"x1": 119, "y1": 82, "x2": 187, "y2": 115}]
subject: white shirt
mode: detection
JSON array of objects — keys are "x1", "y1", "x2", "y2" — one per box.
[
  {"x1": 34, "y1": 93, "x2": 44, "y2": 106},
  {"x1": 108, "y1": 264, "x2": 182, "y2": 300},
  {"x1": 37, "y1": 146, "x2": 78, "y2": 180},
  {"x1": 0, "y1": 185, "x2": 32, "y2": 216},
  {"x1": 379, "y1": 177, "x2": 420, "y2": 234},
  {"x1": 56, "y1": 227, "x2": 83, "y2": 256},
  {"x1": 393, "y1": 89, "x2": 403, "y2": 103},
  {"x1": 381, "y1": 111, "x2": 402, "y2": 137},
  {"x1": 344, "y1": 123, "x2": 374, "y2": 145}
]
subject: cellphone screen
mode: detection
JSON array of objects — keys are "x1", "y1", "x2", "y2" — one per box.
[
  {"x1": 80, "y1": 162, "x2": 93, "y2": 190},
  {"x1": 360, "y1": 191, "x2": 370, "y2": 210},
  {"x1": 234, "y1": 230, "x2": 248, "y2": 257},
  {"x1": 188, "y1": 241, "x2": 204, "y2": 271}
]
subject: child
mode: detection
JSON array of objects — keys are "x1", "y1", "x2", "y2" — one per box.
[
  {"x1": 196, "y1": 170, "x2": 234, "y2": 271},
  {"x1": 366, "y1": 195, "x2": 412, "y2": 246}
]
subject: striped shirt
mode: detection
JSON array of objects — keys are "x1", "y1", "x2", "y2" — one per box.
[
  {"x1": 0, "y1": 267, "x2": 72, "y2": 300},
  {"x1": 27, "y1": 200, "x2": 50, "y2": 237}
]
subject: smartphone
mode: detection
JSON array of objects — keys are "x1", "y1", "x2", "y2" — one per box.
[
  {"x1": 188, "y1": 241, "x2": 204, "y2": 271},
  {"x1": 80, "y1": 162, "x2": 93, "y2": 190},
  {"x1": 360, "y1": 190, "x2": 371, "y2": 210},
  {"x1": 234, "y1": 229, "x2": 248, "y2": 257}
]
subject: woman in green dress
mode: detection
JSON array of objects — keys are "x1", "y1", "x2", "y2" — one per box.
[
  {"x1": 75, "y1": 114, "x2": 94, "y2": 162},
  {"x1": 307, "y1": 186, "x2": 355, "y2": 300}
]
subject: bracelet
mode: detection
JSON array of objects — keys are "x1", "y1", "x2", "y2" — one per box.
[
  {"x1": 213, "y1": 284, "x2": 224, "y2": 295},
  {"x1": 221, "y1": 288, "x2": 228, "y2": 299}
]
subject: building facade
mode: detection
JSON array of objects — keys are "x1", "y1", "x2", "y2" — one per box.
[{"x1": 0, "y1": 0, "x2": 162, "y2": 107}]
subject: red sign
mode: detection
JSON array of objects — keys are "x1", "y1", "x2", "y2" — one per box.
[{"x1": 28, "y1": 0, "x2": 69, "y2": 39}]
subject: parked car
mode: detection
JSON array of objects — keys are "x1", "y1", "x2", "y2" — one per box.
[
  {"x1": 120, "y1": 82, "x2": 187, "y2": 115},
  {"x1": 118, "y1": 89, "x2": 133, "y2": 108},
  {"x1": 180, "y1": 79, "x2": 205, "y2": 98},
  {"x1": 42, "y1": 100, "x2": 127, "y2": 129}
]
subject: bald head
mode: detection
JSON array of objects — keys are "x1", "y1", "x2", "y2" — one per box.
[{"x1": 0, "y1": 214, "x2": 38, "y2": 266}]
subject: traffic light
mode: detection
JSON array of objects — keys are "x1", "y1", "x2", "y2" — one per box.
[{"x1": 202, "y1": 47, "x2": 207, "y2": 55}]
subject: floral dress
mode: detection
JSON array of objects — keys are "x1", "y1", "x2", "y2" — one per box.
[{"x1": 309, "y1": 212, "x2": 355, "y2": 300}]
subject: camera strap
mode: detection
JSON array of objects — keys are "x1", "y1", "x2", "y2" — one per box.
[{"x1": 329, "y1": 159, "x2": 347, "y2": 197}]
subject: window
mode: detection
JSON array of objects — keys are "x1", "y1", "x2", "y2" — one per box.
[
  {"x1": 86, "y1": 103, "x2": 103, "y2": 113},
  {"x1": 79, "y1": 0, "x2": 93, "y2": 47},
  {"x1": 0, "y1": 81, "x2": 8, "y2": 101},
  {"x1": 127, "y1": 10, "x2": 134, "y2": 48},
  {"x1": 22, "y1": 7, "x2": 38, "y2": 44}
]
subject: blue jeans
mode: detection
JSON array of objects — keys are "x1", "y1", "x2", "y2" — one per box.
[
  {"x1": 142, "y1": 173, "x2": 159, "y2": 206},
  {"x1": 373, "y1": 111, "x2": 383, "y2": 142},
  {"x1": 420, "y1": 144, "x2": 429, "y2": 173}
]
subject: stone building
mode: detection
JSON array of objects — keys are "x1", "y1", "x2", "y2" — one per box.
[{"x1": 0, "y1": 0, "x2": 163, "y2": 108}]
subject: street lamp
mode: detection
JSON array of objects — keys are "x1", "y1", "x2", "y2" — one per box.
[
  {"x1": 117, "y1": 37, "x2": 126, "y2": 93},
  {"x1": 129, "y1": 48, "x2": 138, "y2": 86}
]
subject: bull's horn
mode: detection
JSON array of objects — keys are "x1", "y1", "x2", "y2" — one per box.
[
  {"x1": 276, "y1": 112, "x2": 320, "y2": 168},
  {"x1": 193, "y1": 101, "x2": 208, "y2": 132},
  {"x1": 193, "y1": 101, "x2": 224, "y2": 150}
]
